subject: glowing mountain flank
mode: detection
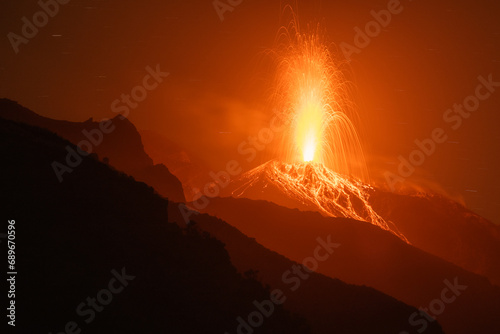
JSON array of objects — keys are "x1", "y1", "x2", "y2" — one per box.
[{"x1": 230, "y1": 160, "x2": 408, "y2": 242}]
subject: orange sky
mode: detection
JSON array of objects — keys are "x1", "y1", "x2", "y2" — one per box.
[{"x1": 1, "y1": 0, "x2": 499, "y2": 223}]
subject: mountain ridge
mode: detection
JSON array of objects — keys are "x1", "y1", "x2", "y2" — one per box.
[
  {"x1": 222, "y1": 159, "x2": 500, "y2": 286},
  {"x1": 193, "y1": 195, "x2": 500, "y2": 334},
  {"x1": 0, "y1": 98, "x2": 185, "y2": 202},
  {"x1": 0, "y1": 116, "x2": 311, "y2": 334}
]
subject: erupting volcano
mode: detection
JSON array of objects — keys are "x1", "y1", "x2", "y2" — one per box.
[
  {"x1": 229, "y1": 160, "x2": 407, "y2": 242},
  {"x1": 230, "y1": 13, "x2": 407, "y2": 241},
  {"x1": 270, "y1": 14, "x2": 367, "y2": 178}
]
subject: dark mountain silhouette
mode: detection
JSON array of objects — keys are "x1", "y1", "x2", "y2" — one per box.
[
  {"x1": 168, "y1": 204, "x2": 444, "y2": 334},
  {"x1": 0, "y1": 99, "x2": 492, "y2": 333},
  {"x1": 0, "y1": 117, "x2": 309, "y2": 333},
  {"x1": 0, "y1": 115, "x2": 445, "y2": 334},
  {"x1": 193, "y1": 196, "x2": 500, "y2": 334},
  {"x1": 139, "y1": 129, "x2": 210, "y2": 201},
  {"x1": 222, "y1": 160, "x2": 500, "y2": 286},
  {"x1": 0, "y1": 98, "x2": 185, "y2": 203}
]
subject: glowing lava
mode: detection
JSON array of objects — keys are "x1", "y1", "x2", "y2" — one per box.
[
  {"x1": 270, "y1": 14, "x2": 367, "y2": 181},
  {"x1": 230, "y1": 160, "x2": 408, "y2": 243},
  {"x1": 296, "y1": 100, "x2": 323, "y2": 162},
  {"x1": 233, "y1": 9, "x2": 409, "y2": 242}
]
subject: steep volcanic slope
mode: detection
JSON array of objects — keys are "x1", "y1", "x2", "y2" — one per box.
[
  {"x1": 224, "y1": 160, "x2": 406, "y2": 240},
  {"x1": 194, "y1": 197, "x2": 500, "y2": 334},
  {"x1": 0, "y1": 98, "x2": 184, "y2": 202},
  {"x1": 0, "y1": 118, "x2": 309, "y2": 334},
  {"x1": 222, "y1": 159, "x2": 500, "y2": 286},
  {"x1": 168, "y1": 204, "x2": 444, "y2": 334}
]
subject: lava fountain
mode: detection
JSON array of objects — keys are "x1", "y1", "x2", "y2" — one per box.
[
  {"x1": 270, "y1": 15, "x2": 367, "y2": 181},
  {"x1": 231, "y1": 11, "x2": 408, "y2": 242}
]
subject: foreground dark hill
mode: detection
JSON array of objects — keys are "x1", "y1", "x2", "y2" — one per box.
[
  {"x1": 0, "y1": 118, "x2": 308, "y2": 333},
  {"x1": 195, "y1": 196, "x2": 500, "y2": 334},
  {"x1": 0, "y1": 98, "x2": 184, "y2": 202},
  {"x1": 222, "y1": 159, "x2": 500, "y2": 286},
  {"x1": 168, "y1": 204, "x2": 443, "y2": 334}
]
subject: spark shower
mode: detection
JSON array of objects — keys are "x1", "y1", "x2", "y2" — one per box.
[
  {"x1": 270, "y1": 11, "x2": 367, "y2": 182},
  {"x1": 239, "y1": 10, "x2": 408, "y2": 242}
]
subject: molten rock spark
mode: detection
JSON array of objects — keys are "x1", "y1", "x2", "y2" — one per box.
[{"x1": 232, "y1": 11, "x2": 408, "y2": 242}]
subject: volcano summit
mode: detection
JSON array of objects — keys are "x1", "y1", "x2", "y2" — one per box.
[{"x1": 225, "y1": 159, "x2": 408, "y2": 242}]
